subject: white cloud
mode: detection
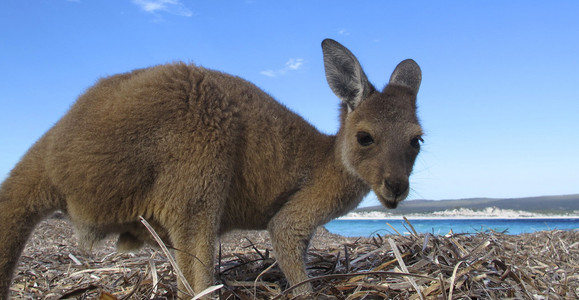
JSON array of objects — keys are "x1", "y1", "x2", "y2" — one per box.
[
  {"x1": 338, "y1": 28, "x2": 350, "y2": 35},
  {"x1": 132, "y1": 0, "x2": 193, "y2": 17},
  {"x1": 261, "y1": 58, "x2": 304, "y2": 77},
  {"x1": 260, "y1": 70, "x2": 277, "y2": 77},
  {"x1": 286, "y1": 58, "x2": 303, "y2": 70}
]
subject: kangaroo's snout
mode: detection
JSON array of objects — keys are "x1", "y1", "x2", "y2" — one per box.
[
  {"x1": 382, "y1": 176, "x2": 409, "y2": 208},
  {"x1": 385, "y1": 176, "x2": 409, "y2": 199}
]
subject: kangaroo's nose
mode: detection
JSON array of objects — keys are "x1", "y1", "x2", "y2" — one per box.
[{"x1": 384, "y1": 177, "x2": 409, "y2": 199}]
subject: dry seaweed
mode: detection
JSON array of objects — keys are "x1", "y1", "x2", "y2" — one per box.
[{"x1": 10, "y1": 217, "x2": 579, "y2": 299}]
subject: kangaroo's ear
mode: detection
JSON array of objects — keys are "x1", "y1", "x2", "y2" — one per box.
[
  {"x1": 388, "y1": 59, "x2": 422, "y2": 94},
  {"x1": 322, "y1": 39, "x2": 374, "y2": 111}
]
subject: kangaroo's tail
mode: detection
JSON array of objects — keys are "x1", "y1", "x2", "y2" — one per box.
[{"x1": 0, "y1": 139, "x2": 63, "y2": 298}]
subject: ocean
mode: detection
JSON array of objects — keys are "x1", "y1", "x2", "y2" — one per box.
[{"x1": 324, "y1": 218, "x2": 579, "y2": 237}]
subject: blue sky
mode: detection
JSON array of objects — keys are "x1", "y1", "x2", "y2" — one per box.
[{"x1": 1, "y1": 1, "x2": 578, "y2": 207}]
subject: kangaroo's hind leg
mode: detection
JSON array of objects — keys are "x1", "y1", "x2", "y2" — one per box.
[
  {"x1": 148, "y1": 142, "x2": 235, "y2": 298},
  {"x1": 155, "y1": 170, "x2": 230, "y2": 298}
]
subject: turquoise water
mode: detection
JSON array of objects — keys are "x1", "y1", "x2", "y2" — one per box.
[{"x1": 324, "y1": 218, "x2": 579, "y2": 236}]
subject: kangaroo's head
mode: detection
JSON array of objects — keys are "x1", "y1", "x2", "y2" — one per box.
[{"x1": 322, "y1": 39, "x2": 422, "y2": 209}]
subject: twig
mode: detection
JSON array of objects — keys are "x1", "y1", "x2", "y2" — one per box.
[
  {"x1": 139, "y1": 216, "x2": 195, "y2": 297},
  {"x1": 448, "y1": 260, "x2": 466, "y2": 300},
  {"x1": 403, "y1": 216, "x2": 419, "y2": 237},
  {"x1": 68, "y1": 253, "x2": 82, "y2": 266},
  {"x1": 388, "y1": 238, "x2": 424, "y2": 300},
  {"x1": 272, "y1": 271, "x2": 435, "y2": 299},
  {"x1": 149, "y1": 256, "x2": 158, "y2": 298},
  {"x1": 344, "y1": 245, "x2": 350, "y2": 273},
  {"x1": 192, "y1": 284, "x2": 224, "y2": 300},
  {"x1": 386, "y1": 222, "x2": 402, "y2": 236},
  {"x1": 253, "y1": 261, "x2": 277, "y2": 299}
]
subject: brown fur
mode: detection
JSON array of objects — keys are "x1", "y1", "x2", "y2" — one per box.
[{"x1": 0, "y1": 39, "x2": 423, "y2": 298}]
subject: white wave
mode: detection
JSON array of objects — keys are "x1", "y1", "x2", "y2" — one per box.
[{"x1": 339, "y1": 206, "x2": 579, "y2": 220}]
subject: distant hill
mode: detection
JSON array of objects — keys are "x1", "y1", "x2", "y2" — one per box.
[{"x1": 356, "y1": 194, "x2": 579, "y2": 215}]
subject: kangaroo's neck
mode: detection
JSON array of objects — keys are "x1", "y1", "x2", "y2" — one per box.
[{"x1": 310, "y1": 133, "x2": 371, "y2": 220}]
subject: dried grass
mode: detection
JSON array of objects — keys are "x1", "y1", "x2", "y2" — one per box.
[{"x1": 11, "y1": 216, "x2": 578, "y2": 299}]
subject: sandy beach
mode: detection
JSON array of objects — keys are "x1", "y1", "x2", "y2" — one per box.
[{"x1": 339, "y1": 206, "x2": 579, "y2": 220}]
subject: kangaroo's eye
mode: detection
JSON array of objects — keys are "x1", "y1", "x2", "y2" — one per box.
[
  {"x1": 410, "y1": 136, "x2": 423, "y2": 149},
  {"x1": 356, "y1": 131, "x2": 374, "y2": 146}
]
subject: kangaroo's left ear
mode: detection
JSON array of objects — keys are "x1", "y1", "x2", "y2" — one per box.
[
  {"x1": 388, "y1": 59, "x2": 422, "y2": 94},
  {"x1": 322, "y1": 39, "x2": 375, "y2": 111}
]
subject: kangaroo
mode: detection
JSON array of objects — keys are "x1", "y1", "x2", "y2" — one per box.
[{"x1": 0, "y1": 39, "x2": 422, "y2": 298}]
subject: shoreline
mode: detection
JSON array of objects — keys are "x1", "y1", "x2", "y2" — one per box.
[{"x1": 337, "y1": 215, "x2": 579, "y2": 220}]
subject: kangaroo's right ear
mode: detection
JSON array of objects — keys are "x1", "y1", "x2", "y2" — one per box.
[
  {"x1": 388, "y1": 59, "x2": 422, "y2": 95},
  {"x1": 322, "y1": 39, "x2": 374, "y2": 111}
]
